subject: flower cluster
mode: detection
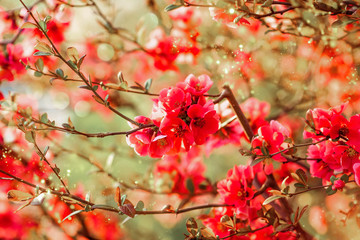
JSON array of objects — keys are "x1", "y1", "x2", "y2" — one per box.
[
  {"x1": 127, "y1": 74, "x2": 219, "y2": 158},
  {"x1": 217, "y1": 165, "x2": 254, "y2": 210},
  {"x1": 304, "y1": 103, "x2": 360, "y2": 183},
  {"x1": 153, "y1": 147, "x2": 211, "y2": 194},
  {"x1": 251, "y1": 120, "x2": 291, "y2": 174}
]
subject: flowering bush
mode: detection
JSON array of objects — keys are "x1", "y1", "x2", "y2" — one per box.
[{"x1": 0, "y1": 0, "x2": 360, "y2": 239}]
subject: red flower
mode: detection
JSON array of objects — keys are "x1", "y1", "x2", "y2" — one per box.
[
  {"x1": 160, "y1": 116, "x2": 194, "y2": 153},
  {"x1": 158, "y1": 86, "x2": 191, "y2": 114},
  {"x1": 187, "y1": 104, "x2": 219, "y2": 145},
  {"x1": 332, "y1": 179, "x2": 346, "y2": 191},
  {"x1": 209, "y1": 7, "x2": 250, "y2": 28},
  {"x1": 0, "y1": 44, "x2": 25, "y2": 81},
  {"x1": 252, "y1": 121, "x2": 290, "y2": 161},
  {"x1": 217, "y1": 165, "x2": 254, "y2": 208}
]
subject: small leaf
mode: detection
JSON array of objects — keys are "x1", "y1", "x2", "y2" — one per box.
[
  {"x1": 38, "y1": 20, "x2": 47, "y2": 31},
  {"x1": 7, "y1": 190, "x2": 33, "y2": 202},
  {"x1": 40, "y1": 113, "x2": 48, "y2": 123},
  {"x1": 62, "y1": 210, "x2": 84, "y2": 222},
  {"x1": 220, "y1": 215, "x2": 234, "y2": 229},
  {"x1": 325, "y1": 186, "x2": 337, "y2": 195},
  {"x1": 295, "y1": 169, "x2": 308, "y2": 184},
  {"x1": 77, "y1": 55, "x2": 86, "y2": 68},
  {"x1": 340, "y1": 174, "x2": 349, "y2": 183},
  {"x1": 186, "y1": 178, "x2": 195, "y2": 195},
  {"x1": 115, "y1": 186, "x2": 121, "y2": 207},
  {"x1": 199, "y1": 227, "x2": 217, "y2": 239},
  {"x1": 135, "y1": 200, "x2": 144, "y2": 211},
  {"x1": 34, "y1": 42, "x2": 52, "y2": 53},
  {"x1": 35, "y1": 58, "x2": 44, "y2": 72},
  {"x1": 164, "y1": 4, "x2": 182, "y2": 12},
  {"x1": 117, "y1": 71, "x2": 125, "y2": 83},
  {"x1": 34, "y1": 71, "x2": 43, "y2": 77},
  {"x1": 263, "y1": 195, "x2": 286, "y2": 205},
  {"x1": 250, "y1": 156, "x2": 267, "y2": 166},
  {"x1": 25, "y1": 131, "x2": 35, "y2": 143},
  {"x1": 275, "y1": 224, "x2": 292, "y2": 232},
  {"x1": 144, "y1": 78, "x2": 152, "y2": 92},
  {"x1": 294, "y1": 183, "x2": 306, "y2": 188},
  {"x1": 33, "y1": 51, "x2": 52, "y2": 56},
  {"x1": 21, "y1": 22, "x2": 38, "y2": 29},
  {"x1": 55, "y1": 68, "x2": 65, "y2": 78},
  {"x1": 298, "y1": 205, "x2": 309, "y2": 221},
  {"x1": 119, "y1": 203, "x2": 136, "y2": 218},
  {"x1": 186, "y1": 217, "x2": 198, "y2": 236},
  {"x1": 330, "y1": 175, "x2": 337, "y2": 184},
  {"x1": 67, "y1": 47, "x2": 79, "y2": 63}
]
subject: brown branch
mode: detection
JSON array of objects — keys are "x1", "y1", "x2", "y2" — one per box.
[
  {"x1": 18, "y1": 0, "x2": 142, "y2": 127},
  {"x1": 0, "y1": 168, "x2": 231, "y2": 216},
  {"x1": 31, "y1": 133, "x2": 70, "y2": 194}
]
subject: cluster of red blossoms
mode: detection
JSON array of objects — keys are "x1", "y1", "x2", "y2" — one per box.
[
  {"x1": 127, "y1": 74, "x2": 219, "y2": 158},
  {"x1": 304, "y1": 103, "x2": 360, "y2": 186}
]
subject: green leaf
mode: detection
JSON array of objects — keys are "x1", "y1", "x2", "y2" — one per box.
[
  {"x1": 330, "y1": 175, "x2": 337, "y2": 184},
  {"x1": 67, "y1": 60, "x2": 78, "y2": 70},
  {"x1": 144, "y1": 78, "x2": 152, "y2": 92},
  {"x1": 275, "y1": 224, "x2": 292, "y2": 233},
  {"x1": 77, "y1": 55, "x2": 86, "y2": 68},
  {"x1": 135, "y1": 200, "x2": 144, "y2": 211},
  {"x1": 250, "y1": 156, "x2": 267, "y2": 166},
  {"x1": 186, "y1": 178, "x2": 195, "y2": 195},
  {"x1": 25, "y1": 131, "x2": 35, "y2": 143},
  {"x1": 263, "y1": 195, "x2": 286, "y2": 205},
  {"x1": 325, "y1": 186, "x2": 337, "y2": 196},
  {"x1": 33, "y1": 51, "x2": 52, "y2": 56},
  {"x1": 79, "y1": 85, "x2": 92, "y2": 90},
  {"x1": 294, "y1": 183, "x2": 306, "y2": 188},
  {"x1": 340, "y1": 174, "x2": 349, "y2": 183},
  {"x1": 55, "y1": 68, "x2": 64, "y2": 78},
  {"x1": 38, "y1": 20, "x2": 47, "y2": 31},
  {"x1": 21, "y1": 22, "x2": 38, "y2": 29},
  {"x1": 164, "y1": 4, "x2": 182, "y2": 12},
  {"x1": 35, "y1": 58, "x2": 44, "y2": 72},
  {"x1": 40, "y1": 113, "x2": 48, "y2": 123},
  {"x1": 34, "y1": 71, "x2": 43, "y2": 77}
]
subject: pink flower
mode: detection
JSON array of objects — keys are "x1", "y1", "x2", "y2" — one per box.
[
  {"x1": 353, "y1": 163, "x2": 360, "y2": 186},
  {"x1": 180, "y1": 74, "x2": 213, "y2": 96},
  {"x1": 126, "y1": 116, "x2": 172, "y2": 158}
]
